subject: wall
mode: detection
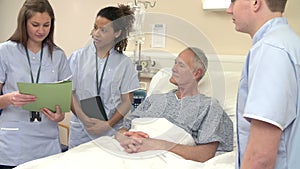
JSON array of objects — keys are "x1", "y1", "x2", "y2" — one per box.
[{"x1": 0, "y1": 0, "x2": 299, "y2": 57}]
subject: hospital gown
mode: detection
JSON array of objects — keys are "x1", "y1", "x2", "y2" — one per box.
[{"x1": 124, "y1": 89, "x2": 233, "y2": 152}]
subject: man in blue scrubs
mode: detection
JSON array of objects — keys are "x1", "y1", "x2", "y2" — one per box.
[{"x1": 227, "y1": 0, "x2": 300, "y2": 168}]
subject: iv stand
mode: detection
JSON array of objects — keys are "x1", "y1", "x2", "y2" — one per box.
[
  {"x1": 129, "y1": 0, "x2": 157, "y2": 74},
  {"x1": 134, "y1": 0, "x2": 156, "y2": 9}
]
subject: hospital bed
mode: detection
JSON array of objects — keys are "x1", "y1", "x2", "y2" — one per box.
[{"x1": 14, "y1": 56, "x2": 243, "y2": 169}]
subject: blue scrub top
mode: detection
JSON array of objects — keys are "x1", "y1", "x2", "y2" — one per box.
[
  {"x1": 68, "y1": 42, "x2": 140, "y2": 148},
  {"x1": 236, "y1": 18, "x2": 300, "y2": 169},
  {"x1": 0, "y1": 41, "x2": 72, "y2": 166}
]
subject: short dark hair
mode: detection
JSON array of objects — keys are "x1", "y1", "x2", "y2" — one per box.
[{"x1": 265, "y1": 0, "x2": 287, "y2": 12}]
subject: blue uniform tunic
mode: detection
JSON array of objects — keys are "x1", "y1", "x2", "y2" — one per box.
[
  {"x1": 68, "y1": 43, "x2": 139, "y2": 148},
  {"x1": 0, "y1": 41, "x2": 72, "y2": 166},
  {"x1": 236, "y1": 18, "x2": 300, "y2": 169}
]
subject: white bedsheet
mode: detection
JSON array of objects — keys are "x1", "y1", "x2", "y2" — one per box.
[
  {"x1": 15, "y1": 137, "x2": 235, "y2": 169},
  {"x1": 15, "y1": 118, "x2": 235, "y2": 169}
]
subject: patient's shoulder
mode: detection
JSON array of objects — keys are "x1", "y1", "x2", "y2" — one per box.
[
  {"x1": 147, "y1": 89, "x2": 176, "y2": 98},
  {"x1": 197, "y1": 93, "x2": 221, "y2": 105}
]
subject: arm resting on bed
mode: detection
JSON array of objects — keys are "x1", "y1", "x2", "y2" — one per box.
[
  {"x1": 169, "y1": 141, "x2": 219, "y2": 162},
  {"x1": 117, "y1": 132, "x2": 219, "y2": 162},
  {"x1": 129, "y1": 137, "x2": 219, "y2": 162}
]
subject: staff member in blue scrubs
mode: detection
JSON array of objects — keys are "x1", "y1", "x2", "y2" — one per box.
[
  {"x1": 0, "y1": 0, "x2": 71, "y2": 168},
  {"x1": 227, "y1": 0, "x2": 300, "y2": 168},
  {"x1": 68, "y1": 4, "x2": 139, "y2": 148}
]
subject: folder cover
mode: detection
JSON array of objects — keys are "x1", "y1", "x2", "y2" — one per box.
[
  {"x1": 80, "y1": 96, "x2": 108, "y2": 121},
  {"x1": 17, "y1": 81, "x2": 72, "y2": 112}
]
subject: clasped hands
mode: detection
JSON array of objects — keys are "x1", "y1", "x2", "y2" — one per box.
[{"x1": 117, "y1": 131, "x2": 170, "y2": 153}]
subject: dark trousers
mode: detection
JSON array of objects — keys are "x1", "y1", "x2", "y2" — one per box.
[{"x1": 0, "y1": 165, "x2": 16, "y2": 169}]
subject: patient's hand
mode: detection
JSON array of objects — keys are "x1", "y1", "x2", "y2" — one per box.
[
  {"x1": 116, "y1": 130, "x2": 150, "y2": 153},
  {"x1": 123, "y1": 131, "x2": 149, "y2": 139},
  {"x1": 122, "y1": 137, "x2": 174, "y2": 153},
  {"x1": 120, "y1": 137, "x2": 143, "y2": 153}
]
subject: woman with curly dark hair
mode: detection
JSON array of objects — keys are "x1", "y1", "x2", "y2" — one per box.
[{"x1": 68, "y1": 4, "x2": 139, "y2": 148}]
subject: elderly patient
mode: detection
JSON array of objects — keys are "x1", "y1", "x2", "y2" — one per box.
[{"x1": 115, "y1": 47, "x2": 233, "y2": 162}]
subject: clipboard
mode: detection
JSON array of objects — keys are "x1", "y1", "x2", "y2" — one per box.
[
  {"x1": 80, "y1": 96, "x2": 108, "y2": 121},
  {"x1": 17, "y1": 81, "x2": 72, "y2": 112}
]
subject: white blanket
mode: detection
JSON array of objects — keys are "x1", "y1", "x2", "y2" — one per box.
[{"x1": 15, "y1": 118, "x2": 235, "y2": 169}]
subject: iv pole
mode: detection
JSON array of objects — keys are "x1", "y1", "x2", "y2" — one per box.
[
  {"x1": 134, "y1": 0, "x2": 156, "y2": 8},
  {"x1": 129, "y1": 0, "x2": 157, "y2": 72}
]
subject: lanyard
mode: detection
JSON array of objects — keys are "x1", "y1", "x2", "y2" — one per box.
[
  {"x1": 25, "y1": 47, "x2": 43, "y2": 122},
  {"x1": 96, "y1": 50, "x2": 109, "y2": 95},
  {"x1": 25, "y1": 47, "x2": 43, "y2": 83}
]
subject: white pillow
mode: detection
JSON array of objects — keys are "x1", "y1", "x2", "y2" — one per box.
[
  {"x1": 148, "y1": 67, "x2": 241, "y2": 116},
  {"x1": 147, "y1": 68, "x2": 176, "y2": 96},
  {"x1": 147, "y1": 67, "x2": 212, "y2": 96}
]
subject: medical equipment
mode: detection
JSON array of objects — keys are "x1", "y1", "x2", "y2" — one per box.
[
  {"x1": 131, "y1": 89, "x2": 147, "y2": 111},
  {"x1": 128, "y1": 0, "x2": 157, "y2": 72}
]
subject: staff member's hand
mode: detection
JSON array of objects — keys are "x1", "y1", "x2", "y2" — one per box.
[
  {"x1": 9, "y1": 91, "x2": 36, "y2": 107},
  {"x1": 41, "y1": 105, "x2": 65, "y2": 122},
  {"x1": 84, "y1": 118, "x2": 111, "y2": 135}
]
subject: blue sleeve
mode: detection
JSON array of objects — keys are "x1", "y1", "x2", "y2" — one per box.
[
  {"x1": 119, "y1": 58, "x2": 140, "y2": 94},
  {"x1": 56, "y1": 49, "x2": 72, "y2": 81},
  {"x1": 0, "y1": 85, "x2": 2, "y2": 114},
  {"x1": 0, "y1": 43, "x2": 7, "y2": 115},
  {"x1": 68, "y1": 51, "x2": 78, "y2": 75},
  {"x1": 0, "y1": 44, "x2": 7, "y2": 83},
  {"x1": 244, "y1": 43, "x2": 297, "y2": 130},
  {"x1": 68, "y1": 51, "x2": 80, "y2": 91}
]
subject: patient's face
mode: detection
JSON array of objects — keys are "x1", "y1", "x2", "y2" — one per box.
[{"x1": 170, "y1": 49, "x2": 196, "y2": 86}]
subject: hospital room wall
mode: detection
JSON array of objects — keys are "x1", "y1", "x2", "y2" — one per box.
[{"x1": 0, "y1": 0, "x2": 299, "y2": 57}]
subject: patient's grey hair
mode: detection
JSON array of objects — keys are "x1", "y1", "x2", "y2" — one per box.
[{"x1": 188, "y1": 47, "x2": 208, "y2": 81}]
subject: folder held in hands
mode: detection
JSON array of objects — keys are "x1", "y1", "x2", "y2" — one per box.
[{"x1": 17, "y1": 81, "x2": 72, "y2": 112}]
